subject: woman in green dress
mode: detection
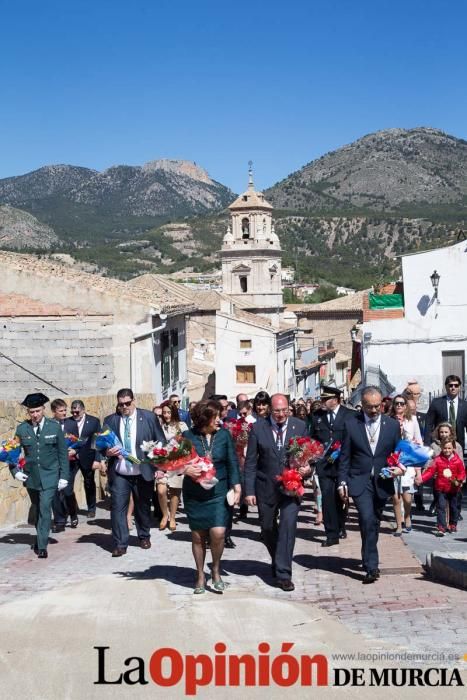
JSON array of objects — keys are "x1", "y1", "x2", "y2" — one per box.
[{"x1": 183, "y1": 399, "x2": 241, "y2": 593}]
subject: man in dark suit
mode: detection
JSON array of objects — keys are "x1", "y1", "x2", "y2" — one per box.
[
  {"x1": 12, "y1": 393, "x2": 69, "y2": 559},
  {"x1": 310, "y1": 386, "x2": 355, "y2": 546},
  {"x1": 424, "y1": 375, "x2": 467, "y2": 452},
  {"x1": 104, "y1": 388, "x2": 166, "y2": 557},
  {"x1": 50, "y1": 398, "x2": 80, "y2": 532},
  {"x1": 338, "y1": 386, "x2": 402, "y2": 584},
  {"x1": 66, "y1": 400, "x2": 102, "y2": 520},
  {"x1": 244, "y1": 393, "x2": 311, "y2": 591}
]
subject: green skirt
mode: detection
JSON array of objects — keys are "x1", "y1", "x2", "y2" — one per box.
[{"x1": 183, "y1": 476, "x2": 229, "y2": 530}]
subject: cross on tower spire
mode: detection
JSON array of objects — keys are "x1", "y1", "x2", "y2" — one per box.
[{"x1": 248, "y1": 160, "x2": 254, "y2": 190}]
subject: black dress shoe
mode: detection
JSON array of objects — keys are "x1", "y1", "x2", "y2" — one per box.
[
  {"x1": 70, "y1": 517, "x2": 79, "y2": 528},
  {"x1": 139, "y1": 538, "x2": 151, "y2": 549},
  {"x1": 37, "y1": 550, "x2": 48, "y2": 559},
  {"x1": 276, "y1": 579, "x2": 295, "y2": 591},
  {"x1": 321, "y1": 538, "x2": 340, "y2": 547},
  {"x1": 224, "y1": 536, "x2": 236, "y2": 549},
  {"x1": 271, "y1": 564, "x2": 277, "y2": 579},
  {"x1": 362, "y1": 570, "x2": 379, "y2": 584},
  {"x1": 339, "y1": 529, "x2": 347, "y2": 539},
  {"x1": 52, "y1": 524, "x2": 65, "y2": 533},
  {"x1": 111, "y1": 547, "x2": 127, "y2": 557}
]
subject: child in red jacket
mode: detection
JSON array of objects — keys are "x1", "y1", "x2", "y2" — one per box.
[{"x1": 419, "y1": 438, "x2": 465, "y2": 536}]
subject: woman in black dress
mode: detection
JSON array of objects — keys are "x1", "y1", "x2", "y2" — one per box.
[{"x1": 183, "y1": 400, "x2": 241, "y2": 593}]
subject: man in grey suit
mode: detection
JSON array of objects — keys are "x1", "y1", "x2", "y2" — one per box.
[
  {"x1": 103, "y1": 388, "x2": 166, "y2": 557},
  {"x1": 244, "y1": 393, "x2": 311, "y2": 591}
]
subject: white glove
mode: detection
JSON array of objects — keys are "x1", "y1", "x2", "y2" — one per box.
[
  {"x1": 15, "y1": 471, "x2": 28, "y2": 483},
  {"x1": 57, "y1": 479, "x2": 68, "y2": 490}
]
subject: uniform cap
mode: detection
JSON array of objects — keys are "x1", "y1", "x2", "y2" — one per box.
[
  {"x1": 320, "y1": 386, "x2": 341, "y2": 400},
  {"x1": 21, "y1": 393, "x2": 50, "y2": 408}
]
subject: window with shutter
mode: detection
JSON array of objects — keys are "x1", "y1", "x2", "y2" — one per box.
[{"x1": 236, "y1": 365, "x2": 256, "y2": 383}]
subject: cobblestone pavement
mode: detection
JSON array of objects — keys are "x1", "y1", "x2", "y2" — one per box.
[{"x1": 0, "y1": 493, "x2": 466, "y2": 666}]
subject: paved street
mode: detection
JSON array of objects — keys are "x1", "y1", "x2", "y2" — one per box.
[{"x1": 0, "y1": 492, "x2": 466, "y2": 698}]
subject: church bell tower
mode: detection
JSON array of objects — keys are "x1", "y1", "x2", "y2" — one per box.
[{"x1": 220, "y1": 164, "x2": 283, "y2": 324}]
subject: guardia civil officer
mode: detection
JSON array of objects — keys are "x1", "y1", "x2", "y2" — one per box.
[{"x1": 11, "y1": 393, "x2": 69, "y2": 558}]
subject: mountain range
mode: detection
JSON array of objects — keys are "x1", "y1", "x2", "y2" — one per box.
[{"x1": 0, "y1": 127, "x2": 465, "y2": 286}]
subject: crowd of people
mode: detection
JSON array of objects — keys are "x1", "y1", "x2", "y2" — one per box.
[{"x1": 8, "y1": 376, "x2": 466, "y2": 591}]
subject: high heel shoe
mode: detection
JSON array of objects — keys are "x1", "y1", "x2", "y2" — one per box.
[
  {"x1": 159, "y1": 518, "x2": 168, "y2": 531},
  {"x1": 169, "y1": 520, "x2": 176, "y2": 532}
]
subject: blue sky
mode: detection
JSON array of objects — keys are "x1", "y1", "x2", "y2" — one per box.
[{"x1": 1, "y1": 0, "x2": 466, "y2": 192}]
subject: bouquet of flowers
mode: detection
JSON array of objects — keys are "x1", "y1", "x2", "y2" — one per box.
[
  {"x1": 442, "y1": 468, "x2": 464, "y2": 491},
  {"x1": 327, "y1": 440, "x2": 342, "y2": 464},
  {"x1": 380, "y1": 451, "x2": 406, "y2": 479},
  {"x1": 276, "y1": 467, "x2": 305, "y2": 498},
  {"x1": 95, "y1": 427, "x2": 140, "y2": 464},
  {"x1": 394, "y1": 440, "x2": 432, "y2": 467},
  {"x1": 141, "y1": 435, "x2": 196, "y2": 474},
  {"x1": 188, "y1": 455, "x2": 218, "y2": 490},
  {"x1": 64, "y1": 433, "x2": 86, "y2": 450},
  {"x1": 224, "y1": 418, "x2": 252, "y2": 447},
  {"x1": 287, "y1": 436, "x2": 324, "y2": 469},
  {"x1": 0, "y1": 437, "x2": 22, "y2": 465}
]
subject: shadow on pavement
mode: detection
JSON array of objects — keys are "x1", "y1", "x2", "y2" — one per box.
[
  {"x1": 115, "y1": 564, "x2": 195, "y2": 589},
  {"x1": 294, "y1": 553, "x2": 363, "y2": 582}
]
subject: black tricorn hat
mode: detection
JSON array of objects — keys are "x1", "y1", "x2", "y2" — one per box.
[
  {"x1": 21, "y1": 393, "x2": 50, "y2": 408},
  {"x1": 320, "y1": 385, "x2": 341, "y2": 399}
]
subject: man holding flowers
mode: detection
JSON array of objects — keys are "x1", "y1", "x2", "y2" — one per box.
[{"x1": 244, "y1": 393, "x2": 310, "y2": 591}]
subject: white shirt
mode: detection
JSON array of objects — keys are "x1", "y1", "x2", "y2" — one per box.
[
  {"x1": 364, "y1": 413, "x2": 381, "y2": 454},
  {"x1": 328, "y1": 405, "x2": 340, "y2": 424},
  {"x1": 76, "y1": 414, "x2": 86, "y2": 437},
  {"x1": 32, "y1": 417, "x2": 45, "y2": 435},
  {"x1": 116, "y1": 411, "x2": 140, "y2": 476}
]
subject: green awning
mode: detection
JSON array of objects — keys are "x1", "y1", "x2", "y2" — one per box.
[{"x1": 369, "y1": 293, "x2": 404, "y2": 309}]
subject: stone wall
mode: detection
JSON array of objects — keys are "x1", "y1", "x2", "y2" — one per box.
[
  {"x1": 0, "y1": 393, "x2": 155, "y2": 528},
  {"x1": 0, "y1": 317, "x2": 114, "y2": 401}
]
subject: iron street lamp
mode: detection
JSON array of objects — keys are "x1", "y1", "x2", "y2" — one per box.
[{"x1": 430, "y1": 270, "x2": 440, "y2": 300}]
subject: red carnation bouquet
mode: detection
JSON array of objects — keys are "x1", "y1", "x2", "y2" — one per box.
[
  {"x1": 141, "y1": 436, "x2": 197, "y2": 474},
  {"x1": 287, "y1": 436, "x2": 324, "y2": 470},
  {"x1": 224, "y1": 418, "x2": 252, "y2": 447},
  {"x1": 224, "y1": 418, "x2": 252, "y2": 468},
  {"x1": 276, "y1": 467, "x2": 305, "y2": 498}
]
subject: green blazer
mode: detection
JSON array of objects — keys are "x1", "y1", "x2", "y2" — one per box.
[{"x1": 13, "y1": 418, "x2": 69, "y2": 490}]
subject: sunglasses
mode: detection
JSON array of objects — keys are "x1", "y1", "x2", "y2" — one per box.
[
  {"x1": 394, "y1": 401, "x2": 406, "y2": 406},
  {"x1": 117, "y1": 400, "x2": 133, "y2": 408},
  {"x1": 448, "y1": 383, "x2": 460, "y2": 388}
]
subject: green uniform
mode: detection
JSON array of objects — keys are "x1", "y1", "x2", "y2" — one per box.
[{"x1": 12, "y1": 418, "x2": 69, "y2": 550}]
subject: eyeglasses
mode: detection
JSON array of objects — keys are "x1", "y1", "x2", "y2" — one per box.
[
  {"x1": 172, "y1": 400, "x2": 180, "y2": 404},
  {"x1": 117, "y1": 400, "x2": 133, "y2": 408},
  {"x1": 71, "y1": 409, "x2": 81, "y2": 413},
  {"x1": 394, "y1": 401, "x2": 406, "y2": 406},
  {"x1": 448, "y1": 383, "x2": 460, "y2": 388},
  {"x1": 272, "y1": 408, "x2": 288, "y2": 414}
]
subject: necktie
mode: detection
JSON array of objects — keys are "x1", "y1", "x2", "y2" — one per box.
[
  {"x1": 35, "y1": 424, "x2": 41, "y2": 440},
  {"x1": 328, "y1": 411, "x2": 334, "y2": 430},
  {"x1": 449, "y1": 400, "x2": 456, "y2": 434},
  {"x1": 275, "y1": 424, "x2": 283, "y2": 450},
  {"x1": 124, "y1": 417, "x2": 132, "y2": 453}
]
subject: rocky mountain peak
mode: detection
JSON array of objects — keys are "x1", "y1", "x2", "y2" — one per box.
[{"x1": 141, "y1": 159, "x2": 213, "y2": 184}]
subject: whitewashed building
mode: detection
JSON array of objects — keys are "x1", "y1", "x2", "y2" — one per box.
[{"x1": 362, "y1": 239, "x2": 467, "y2": 407}]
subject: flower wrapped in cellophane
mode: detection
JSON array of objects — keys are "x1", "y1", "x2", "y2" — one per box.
[
  {"x1": 141, "y1": 435, "x2": 196, "y2": 474},
  {"x1": 287, "y1": 436, "x2": 324, "y2": 470},
  {"x1": 0, "y1": 437, "x2": 22, "y2": 466},
  {"x1": 64, "y1": 433, "x2": 86, "y2": 450},
  {"x1": 380, "y1": 451, "x2": 406, "y2": 479},
  {"x1": 276, "y1": 467, "x2": 305, "y2": 498},
  {"x1": 327, "y1": 440, "x2": 342, "y2": 464},
  {"x1": 188, "y1": 455, "x2": 218, "y2": 490},
  {"x1": 95, "y1": 427, "x2": 140, "y2": 464},
  {"x1": 223, "y1": 417, "x2": 253, "y2": 468}
]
